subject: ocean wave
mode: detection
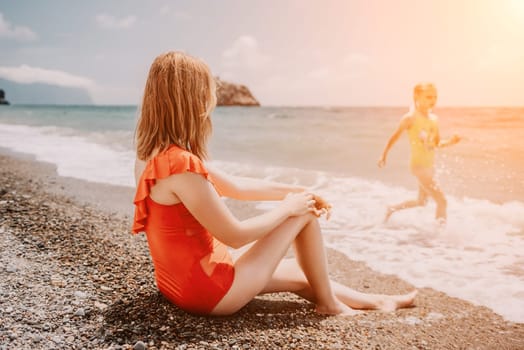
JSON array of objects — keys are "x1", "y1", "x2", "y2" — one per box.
[
  {"x1": 0, "y1": 123, "x2": 135, "y2": 187},
  {"x1": 220, "y1": 161, "x2": 524, "y2": 323}
]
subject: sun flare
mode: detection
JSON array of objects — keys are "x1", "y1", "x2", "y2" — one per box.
[{"x1": 510, "y1": 0, "x2": 524, "y2": 16}]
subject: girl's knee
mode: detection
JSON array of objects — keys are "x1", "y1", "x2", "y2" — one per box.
[
  {"x1": 433, "y1": 192, "x2": 446, "y2": 206},
  {"x1": 309, "y1": 212, "x2": 323, "y2": 223},
  {"x1": 291, "y1": 213, "x2": 318, "y2": 228},
  {"x1": 418, "y1": 198, "x2": 428, "y2": 206},
  {"x1": 210, "y1": 299, "x2": 245, "y2": 316}
]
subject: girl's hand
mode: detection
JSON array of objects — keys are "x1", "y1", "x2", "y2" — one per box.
[
  {"x1": 377, "y1": 156, "x2": 386, "y2": 168},
  {"x1": 451, "y1": 134, "x2": 461, "y2": 144},
  {"x1": 439, "y1": 134, "x2": 461, "y2": 148},
  {"x1": 281, "y1": 192, "x2": 316, "y2": 217},
  {"x1": 312, "y1": 194, "x2": 332, "y2": 220}
]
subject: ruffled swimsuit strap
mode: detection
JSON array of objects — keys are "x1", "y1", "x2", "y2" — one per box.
[{"x1": 132, "y1": 145, "x2": 212, "y2": 234}]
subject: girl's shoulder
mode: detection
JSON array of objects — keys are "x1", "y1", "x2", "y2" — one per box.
[
  {"x1": 138, "y1": 145, "x2": 208, "y2": 183},
  {"x1": 400, "y1": 112, "x2": 416, "y2": 127},
  {"x1": 158, "y1": 145, "x2": 207, "y2": 177}
]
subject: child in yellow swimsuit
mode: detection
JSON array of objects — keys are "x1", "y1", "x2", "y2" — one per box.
[{"x1": 377, "y1": 83, "x2": 460, "y2": 223}]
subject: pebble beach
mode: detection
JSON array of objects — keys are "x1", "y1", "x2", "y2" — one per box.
[{"x1": 1, "y1": 151, "x2": 523, "y2": 350}]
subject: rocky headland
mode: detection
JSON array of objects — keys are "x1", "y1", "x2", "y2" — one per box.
[{"x1": 216, "y1": 78, "x2": 260, "y2": 107}]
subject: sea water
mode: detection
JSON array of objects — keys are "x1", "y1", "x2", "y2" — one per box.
[{"x1": 0, "y1": 105, "x2": 523, "y2": 323}]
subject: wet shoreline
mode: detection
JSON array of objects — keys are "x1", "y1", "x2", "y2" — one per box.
[{"x1": 0, "y1": 151, "x2": 522, "y2": 349}]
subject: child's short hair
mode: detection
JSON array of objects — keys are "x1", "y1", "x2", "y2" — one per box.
[{"x1": 413, "y1": 82, "x2": 436, "y2": 97}]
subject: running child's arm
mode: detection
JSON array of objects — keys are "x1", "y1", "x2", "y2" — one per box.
[
  {"x1": 437, "y1": 134, "x2": 461, "y2": 148},
  {"x1": 378, "y1": 115, "x2": 411, "y2": 167}
]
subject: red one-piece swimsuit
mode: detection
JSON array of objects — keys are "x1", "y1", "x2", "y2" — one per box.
[{"x1": 132, "y1": 145, "x2": 235, "y2": 314}]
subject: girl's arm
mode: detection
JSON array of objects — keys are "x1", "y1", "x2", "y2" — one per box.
[
  {"x1": 437, "y1": 134, "x2": 461, "y2": 148},
  {"x1": 207, "y1": 165, "x2": 306, "y2": 201},
  {"x1": 165, "y1": 171, "x2": 315, "y2": 248},
  {"x1": 378, "y1": 116, "x2": 411, "y2": 167},
  {"x1": 208, "y1": 165, "x2": 332, "y2": 218}
]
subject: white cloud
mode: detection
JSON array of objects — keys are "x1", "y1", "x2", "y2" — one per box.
[
  {"x1": 95, "y1": 13, "x2": 136, "y2": 29},
  {"x1": 160, "y1": 5, "x2": 170, "y2": 15},
  {"x1": 307, "y1": 67, "x2": 330, "y2": 80},
  {"x1": 159, "y1": 6, "x2": 192, "y2": 19},
  {"x1": 0, "y1": 65, "x2": 94, "y2": 89},
  {"x1": 222, "y1": 35, "x2": 271, "y2": 70},
  {"x1": 302, "y1": 53, "x2": 369, "y2": 85},
  {"x1": 0, "y1": 12, "x2": 37, "y2": 40},
  {"x1": 343, "y1": 53, "x2": 369, "y2": 66}
]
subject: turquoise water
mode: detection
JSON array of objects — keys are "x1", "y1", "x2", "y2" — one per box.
[
  {"x1": 0, "y1": 105, "x2": 137, "y2": 131},
  {"x1": 1, "y1": 104, "x2": 523, "y2": 322},
  {"x1": 1, "y1": 105, "x2": 522, "y2": 202}
]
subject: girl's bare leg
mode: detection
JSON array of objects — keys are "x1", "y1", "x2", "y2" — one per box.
[
  {"x1": 262, "y1": 259, "x2": 417, "y2": 311},
  {"x1": 290, "y1": 216, "x2": 346, "y2": 314},
  {"x1": 211, "y1": 214, "x2": 346, "y2": 316},
  {"x1": 414, "y1": 169, "x2": 447, "y2": 222},
  {"x1": 385, "y1": 184, "x2": 428, "y2": 222}
]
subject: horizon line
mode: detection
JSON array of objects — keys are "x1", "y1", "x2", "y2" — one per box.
[{"x1": 4, "y1": 103, "x2": 524, "y2": 109}]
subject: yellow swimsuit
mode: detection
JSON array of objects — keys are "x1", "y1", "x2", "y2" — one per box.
[{"x1": 407, "y1": 115, "x2": 438, "y2": 169}]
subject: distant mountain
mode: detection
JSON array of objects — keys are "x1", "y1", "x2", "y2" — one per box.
[
  {"x1": 0, "y1": 79, "x2": 93, "y2": 105},
  {"x1": 0, "y1": 89, "x2": 9, "y2": 105}
]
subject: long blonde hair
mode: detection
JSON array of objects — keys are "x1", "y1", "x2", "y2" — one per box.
[{"x1": 135, "y1": 51, "x2": 216, "y2": 161}]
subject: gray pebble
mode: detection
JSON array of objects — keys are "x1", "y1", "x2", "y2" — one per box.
[
  {"x1": 74, "y1": 308, "x2": 85, "y2": 316},
  {"x1": 74, "y1": 290, "x2": 88, "y2": 299},
  {"x1": 133, "y1": 340, "x2": 147, "y2": 350},
  {"x1": 52, "y1": 335, "x2": 63, "y2": 344},
  {"x1": 33, "y1": 334, "x2": 43, "y2": 343}
]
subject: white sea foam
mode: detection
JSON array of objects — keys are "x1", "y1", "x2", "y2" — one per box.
[
  {"x1": 218, "y1": 161, "x2": 524, "y2": 323},
  {"x1": 0, "y1": 123, "x2": 135, "y2": 187}
]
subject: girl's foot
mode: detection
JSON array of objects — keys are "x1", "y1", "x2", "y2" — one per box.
[
  {"x1": 316, "y1": 301, "x2": 361, "y2": 316},
  {"x1": 384, "y1": 207, "x2": 395, "y2": 222},
  {"x1": 377, "y1": 290, "x2": 418, "y2": 311}
]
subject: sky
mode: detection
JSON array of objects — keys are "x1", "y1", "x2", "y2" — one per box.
[{"x1": 0, "y1": 0, "x2": 523, "y2": 106}]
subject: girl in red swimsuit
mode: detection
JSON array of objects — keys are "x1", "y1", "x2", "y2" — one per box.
[{"x1": 133, "y1": 51, "x2": 417, "y2": 316}]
